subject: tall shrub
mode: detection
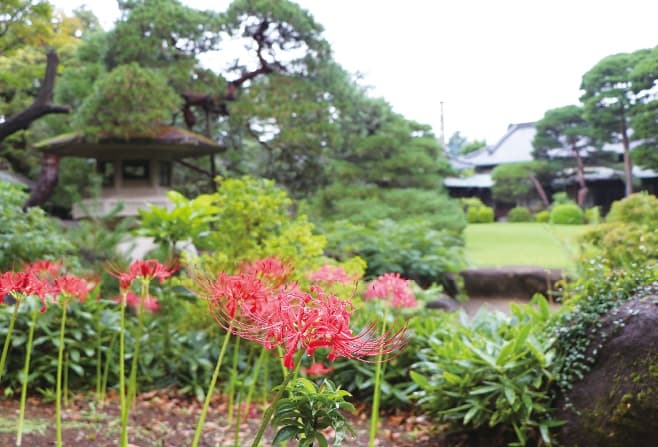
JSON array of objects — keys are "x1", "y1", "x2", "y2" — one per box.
[{"x1": 0, "y1": 181, "x2": 73, "y2": 270}]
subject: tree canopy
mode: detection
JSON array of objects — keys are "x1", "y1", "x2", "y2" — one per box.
[
  {"x1": 628, "y1": 45, "x2": 658, "y2": 171},
  {"x1": 580, "y1": 49, "x2": 650, "y2": 196},
  {"x1": 532, "y1": 105, "x2": 597, "y2": 206},
  {"x1": 0, "y1": 0, "x2": 458, "y2": 217}
]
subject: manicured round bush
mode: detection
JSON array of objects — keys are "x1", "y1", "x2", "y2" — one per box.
[
  {"x1": 535, "y1": 210, "x2": 550, "y2": 223},
  {"x1": 478, "y1": 206, "x2": 494, "y2": 223},
  {"x1": 467, "y1": 206, "x2": 480, "y2": 223},
  {"x1": 551, "y1": 191, "x2": 575, "y2": 205},
  {"x1": 606, "y1": 192, "x2": 658, "y2": 225},
  {"x1": 550, "y1": 203, "x2": 584, "y2": 225},
  {"x1": 466, "y1": 205, "x2": 495, "y2": 224},
  {"x1": 507, "y1": 206, "x2": 533, "y2": 222}
]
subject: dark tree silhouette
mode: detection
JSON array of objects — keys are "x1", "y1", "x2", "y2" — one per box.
[{"x1": 0, "y1": 50, "x2": 70, "y2": 210}]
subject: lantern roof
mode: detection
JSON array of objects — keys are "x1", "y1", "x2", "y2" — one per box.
[{"x1": 35, "y1": 126, "x2": 224, "y2": 160}]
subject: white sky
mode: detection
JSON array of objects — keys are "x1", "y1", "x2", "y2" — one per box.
[{"x1": 51, "y1": 0, "x2": 658, "y2": 145}]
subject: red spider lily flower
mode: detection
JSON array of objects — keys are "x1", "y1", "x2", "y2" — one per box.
[
  {"x1": 117, "y1": 291, "x2": 160, "y2": 313},
  {"x1": 238, "y1": 285, "x2": 408, "y2": 369},
  {"x1": 104, "y1": 259, "x2": 178, "y2": 290},
  {"x1": 0, "y1": 271, "x2": 30, "y2": 300},
  {"x1": 53, "y1": 275, "x2": 94, "y2": 303},
  {"x1": 303, "y1": 362, "x2": 334, "y2": 377},
  {"x1": 142, "y1": 295, "x2": 160, "y2": 312},
  {"x1": 365, "y1": 273, "x2": 417, "y2": 308},
  {"x1": 307, "y1": 265, "x2": 358, "y2": 284},
  {"x1": 24, "y1": 260, "x2": 62, "y2": 279},
  {"x1": 0, "y1": 270, "x2": 53, "y2": 311},
  {"x1": 195, "y1": 271, "x2": 275, "y2": 331},
  {"x1": 239, "y1": 257, "x2": 294, "y2": 289}
]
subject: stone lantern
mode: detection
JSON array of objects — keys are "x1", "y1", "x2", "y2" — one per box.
[{"x1": 36, "y1": 125, "x2": 223, "y2": 219}]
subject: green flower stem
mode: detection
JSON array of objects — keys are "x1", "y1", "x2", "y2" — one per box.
[
  {"x1": 16, "y1": 302, "x2": 38, "y2": 447},
  {"x1": 262, "y1": 354, "x2": 269, "y2": 405},
  {"x1": 55, "y1": 302, "x2": 68, "y2": 447},
  {"x1": 234, "y1": 346, "x2": 266, "y2": 447},
  {"x1": 368, "y1": 309, "x2": 389, "y2": 447},
  {"x1": 63, "y1": 352, "x2": 69, "y2": 408},
  {"x1": 95, "y1": 317, "x2": 103, "y2": 402},
  {"x1": 0, "y1": 296, "x2": 22, "y2": 383},
  {"x1": 119, "y1": 291, "x2": 129, "y2": 447},
  {"x1": 127, "y1": 280, "x2": 150, "y2": 408},
  {"x1": 227, "y1": 336, "x2": 241, "y2": 424},
  {"x1": 233, "y1": 396, "x2": 242, "y2": 447},
  {"x1": 191, "y1": 324, "x2": 234, "y2": 447},
  {"x1": 250, "y1": 352, "x2": 304, "y2": 447},
  {"x1": 243, "y1": 346, "x2": 267, "y2": 420},
  {"x1": 101, "y1": 333, "x2": 117, "y2": 405}
]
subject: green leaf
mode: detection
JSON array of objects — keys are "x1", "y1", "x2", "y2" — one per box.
[
  {"x1": 409, "y1": 370, "x2": 429, "y2": 388},
  {"x1": 463, "y1": 406, "x2": 480, "y2": 425},
  {"x1": 272, "y1": 425, "x2": 299, "y2": 444},
  {"x1": 504, "y1": 386, "x2": 516, "y2": 405},
  {"x1": 69, "y1": 363, "x2": 84, "y2": 376},
  {"x1": 69, "y1": 349, "x2": 80, "y2": 363},
  {"x1": 314, "y1": 432, "x2": 329, "y2": 447},
  {"x1": 539, "y1": 423, "x2": 552, "y2": 444}
]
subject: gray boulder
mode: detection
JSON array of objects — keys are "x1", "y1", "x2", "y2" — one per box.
[
  {"x1": 459, "y1": 266, "x2": 565, "y2": 298},
  {"x1": 425, "y1": 295, "x2": 460, "y2": 312},
  {"x1": 556, "y1": 295, "x2": 658, "y2": 447}
]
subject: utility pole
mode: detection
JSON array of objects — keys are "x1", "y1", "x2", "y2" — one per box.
[{"x1": 439, "y1": 101, "x2": 446, "y2": 150}]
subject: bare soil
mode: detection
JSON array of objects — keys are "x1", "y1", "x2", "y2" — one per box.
[{"x1": 0, "y1": 389, "x2": 457, "y2": 447}]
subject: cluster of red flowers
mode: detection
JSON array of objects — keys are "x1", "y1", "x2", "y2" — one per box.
[
  {"x1": 195, "y1": 258, "x2": 407, "y2": 370},
  {"x1": 105, "y1": 259, "x2": 179, "y2": 313},
  {"x1": 0, "y1": 261, "x2": 94, "y2": 311},
  {"x1": 307, "y1": 264, "x2": 359, "y2": 284},
  {"x1": 365, "y1": 272, "x2": 418, "y2": 308}
]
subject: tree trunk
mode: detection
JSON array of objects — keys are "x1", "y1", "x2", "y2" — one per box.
[
  {"x1": 621, "y1": 117, "x2": 633, "y2": 197},
  {"x1": 0, "y1": 50, "x2": 69, "y2": 210},
  {"x1": 23, "y1": 154, "x2": 59, "y2": 210},
  {"x1": 573, "y1": 146, "x2": 589, "y2": 207},
  {"x1": 0, "y1": 50, "x2": 69, "y2": 142},
  {"x1": 528, "y1": 174, "x2": 550, "y2": 208}
]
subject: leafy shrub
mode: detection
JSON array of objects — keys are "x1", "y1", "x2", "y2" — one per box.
[
  {"x1": 551, "y1": 192, "x2": 575, "y2": 205},
  {"x1": 0, "y1": 297, "x2": 120, "y2": 393},
  {"x1": 584, "y1": 206, "x2": 600, "y2": 224},
  {"x1": 577, "y1": 223, "x2": 658, "y2": 269},
  {"x1": 507, "y1": 206, "x2": 533, "y2": 222},
  {"x1": 460, "y1": 197, "x2": 485, "y2": 211},
  {"x1": 550, "y1": 203, "x2": 584, "y2": 225},
  {"x1": 606, "y1": 191, "x2": 658, "y2": 225},
  {"x1": 466, "y1": 206, "x2": 480, "y2": 223},
  {"x1": 411, "y1": 297, "x2": 559, "y2": 446},
  {"x1": 467, "y1": 206, "x2": 494, "y2": 223},
  {"x1": 272, "y1": 378, "x2": 355, "y2": 446},
  {"x1": 0, "y1": 181, "x2": 74, "y2": 270},
  {"x1": 322, "y1": 218, "x2": 466, "y2": 287},
  {"x1": 329, "y1": 301, "x2": 452, "y2": 409},
  {"x1": 478, "y1": 206, "x2": 494, "y2": 223},
  {"x1": 535, "y1": 210, "x2": 550, "y2": 223},
  {"x1": 0, "y1": 290, "x2": 241, "y2": 401},
  {"x1": 304, "y1": 185, "x2": 466, "y2": 234},
  {"x1": 145, "y1": 176, "x2": 328, "y2": 274}
]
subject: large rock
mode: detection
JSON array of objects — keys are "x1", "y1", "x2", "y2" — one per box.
[
  {"x1": 459, "y1": 266, "x2": 565, "y2": 298},
  {"x1": 556, "y1": 295, "x2": 658, "y2": 447}
]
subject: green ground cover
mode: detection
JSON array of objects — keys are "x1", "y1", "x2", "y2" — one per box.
[{"x1": 464, "y1": 222, "x2": 588, "y2": 271}]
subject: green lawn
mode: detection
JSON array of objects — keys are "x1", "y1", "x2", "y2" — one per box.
[{"x1": 464, "y1": 223, "x2": 588, "y2": 271}]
